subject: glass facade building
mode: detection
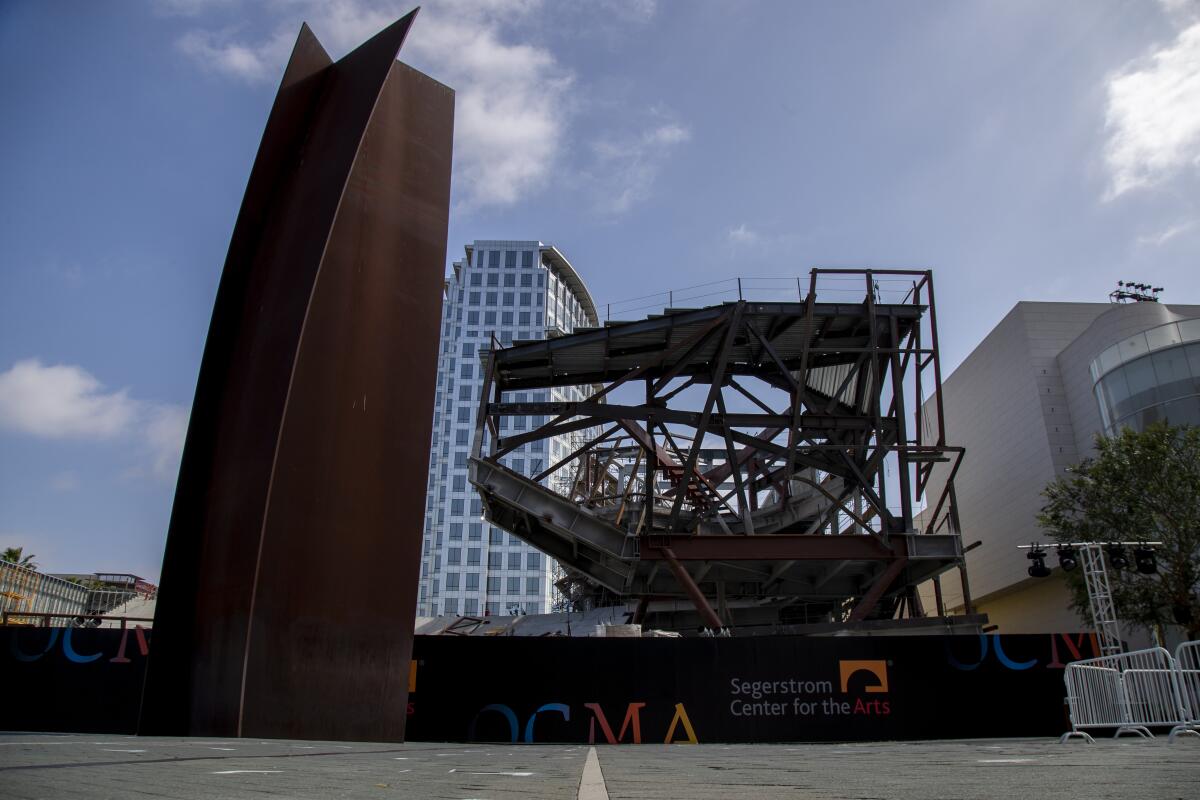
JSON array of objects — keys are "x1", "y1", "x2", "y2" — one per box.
[
  {"x1": 417, "y1": 240, "x2": 598, "y2": 618},
  {"x1": 1091, "y1": 318, "x2": 1200, "y2": 435}
]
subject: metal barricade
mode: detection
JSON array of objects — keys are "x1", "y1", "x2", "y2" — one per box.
[
  {"x1": 1061, "y1": 646, "x2": 1199, "y2": 743},
  {"x1": 1175, "y1": 641, "x2": 1200, "y2": 731}
]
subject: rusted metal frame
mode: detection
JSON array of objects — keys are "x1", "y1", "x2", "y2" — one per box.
[
  {"x1": 743, "y1": 320, "x2": 801, "y2": 394},
  {"x1": 588, "y1": 444, "x2": 621, "y2": 505},
  {"x1": 949, "y1": 483, "x2": 974, "y2": 614},
  {"x1": 785, "y1": 273, "x2": 820, "y2": 498},
  {"x1": 666, "y1": 304, "x2": 744, "y2": 532},
  {"x1": 848, "y1": 555, "x2": 909, "y2": 622},
  {"x1": 837, "y1": 448, "x2": 893, "y2": 531},
  {"x1": 614, "y1": 448, "x2": 643, "y2": 527},
  {"x1": 658, "y1": 424, "x2": 736, "y2": 516},
  {"x1": 714, "y1": 390, "x2": 755, "y2": 534},
  {"x1": 494, "y1": 415, "x2": 599, "y2": 458},
  {"x1": 649, "y1": 313, "x2": 733, "y2": 396},
  {"x1": 531, "y1": 424, "x2": 621, "y2": 483},
  {"x1": 658, "y1": 375, "x2": 698, "y2": 404},
  {"x1": 813, "y1": 560, "x2": 852, "y2": 591},
  {"x1": 822, "y1": 352, "x2": 870, "y2": 415},
  {"x1": 863, "y1": 269, "x2": 892, "y2": 533},
  {"x1": 472, "y1": 344, "x2": 498, "y2": 460},
  {"x1": 727, "y1": 377, "x2": 780, "y2": 416},
  {"x1": 701, "y1": 426, "x2": 784, "y2": 486},
  {"x1": 933, "y1": 576, "x2": 945, "y2": 616},
  {"x1": 888, "y1": 315, "x2": 914, "y2": 529},
  {"x1": 922, "y1": 271, "x2": 947, "y2": 445},
  {"x1": 658, "y1": 547, "x2": 724, "y2": 630},
  {"x1": 642, "y1": 380, "x2": 656, "y2": 534},
  {"x1": 920, "y1": 446, "x2": 964, "y2": 534},
  {"x1": 912, "y1": 279, "x2": 925, "y2": 486},
  {"x1": 642, "y1": 533, "x2": 900, "y2": 562},
  {"x1": 792, "y1": 475, "x2": 882, "y2": 545},
  {"x1": 813, "y1": 267, "x2": 933, "y2": 278}
]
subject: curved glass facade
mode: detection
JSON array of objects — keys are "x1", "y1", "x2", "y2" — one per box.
[{"x1": 1091, "y1": 318, "x2": 1200, "y2": 434}]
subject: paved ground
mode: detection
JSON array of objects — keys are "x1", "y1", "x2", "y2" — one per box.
[{"x1": 0, "y1": 733, "x2": 1197, "y2": 799}]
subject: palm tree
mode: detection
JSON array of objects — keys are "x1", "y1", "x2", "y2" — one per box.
[{"x1": 2, "y1": 547, "x2": 38, "y2": 570}]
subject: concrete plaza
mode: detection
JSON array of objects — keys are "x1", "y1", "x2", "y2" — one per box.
[{"x1": 1, "y1": 733, "x2": 1196, "y2": 799}]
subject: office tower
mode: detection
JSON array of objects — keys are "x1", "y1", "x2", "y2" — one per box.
[{"x1": 418, "y1": 240, "x2": 598, "y2": 618}]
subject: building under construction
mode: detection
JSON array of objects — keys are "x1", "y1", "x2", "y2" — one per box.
[{"x1": 469, "y1": 269, "x2": 980, "y2": 634}]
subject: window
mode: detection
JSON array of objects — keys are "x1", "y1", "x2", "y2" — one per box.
[
  {"x1": 454, "y1": 451, "x2": 467, "y2": 467},
  {"x1": 444, "y1": 598, "x2": 458, "y2": 614},
  {"x1": 526, "y1": 577, "x2": 541, "y2": 595},
  {"x1": 470, "y1": 498, "x2": 482, "y2": 516},
  {"x1": 469, "y1": 273, "x2": 482, "y2": 286},
  {"x1": 527, "y1": 552, "x2": 541, "y2": 569},
  {"x1": 450, "y1": 495, "x2": 464, "y2": 511},
  {"x1": 449, "y1": 523, "x2": 463, "y2": 540},
  {"x1": 447, "y1": 548, "x2": 461, "y2": 565},
  {"x1": 462, "y1": 343, "x2": 474, "y2": 358},
  {"x1": 519, "y1": 312, "x2": 531, "y2": 325},
  {"x1": 464, "y1": 598, "x2": 479, "y2": 614},
  {"x1": 460, "y1": 363, "x2": 473, "y2": 379},
  {"x1": 446, "y1": 572, "x2": 460, "y2": 590},
  {"x1": 459, "y1": 385, "x2": 473, "y2": 401},
  {"x1": 502, "y1": 312, "x2": 514, "y2": 325},
  {"x1": 484, "y1": 311, "x2": 497, "y2": 325},
  {"x1": 465, "y1": 573, "x2": 480, "y2": 590},
  {"x1": 467, "y1": 548, "x2": 481, "y2": 565},
  {"x1": 522, "y1": 251, "x2": 534, "y2": 268},
  {"x1": 457, "y1": 407, "x2": 471, "y2": 423},
  {"x1": 466, "y1": 310, "x2": 479, "y2": 325},
  {"x1": 468, "y1": 291, "x2": 481, "y2": 305},
  {"x1": 521, "y1": 274, "x2": 532, "y2": 287},
  {"x1": 455, "y1": 429, "x2": 469, "y2": 446},
  {"x1": 507, "y1": 552, "x2": 521, "y2": 570},
  {"x1": 486, "y1": 273, "x2": 499, "y2": 287},
  {"x1": 505, "y1": 251, "x2": 516, "y2": 268},
  {"x1": 487, "y1": 577, "x2": 501, "y2": 594},
  {"x1": 502, "y1": 292, "x2": 515, "y2": 306},
  {"x1": 486, "y1": 601, "x2": 500, "y2": 616},
  {"x1": 488, "y1": 250, "x2": 500, "y2": 268},
  {"x1": 503, "y1": 274, "x2": 516, "y2": 288},
  {"x1": 490, "y1": 528, "x2": 504, "y2": 544},
  {"x1": 488, "y1": 552, "x2": 502, "y2": 569},
  {"x1": 486, "y1": 291, "x2": 498, "y2": 306},
  {"x1": 507, "y1": 577, "x2": 520, "y2": 594},
  {"x1": 469, "y1": 522, "x2": 482, "y2": 540}
]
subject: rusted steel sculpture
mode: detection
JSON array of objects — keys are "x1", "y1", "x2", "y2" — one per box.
[
  {"x1": 471, "y1": 270, "x2": 977, "y2": 633},
  {"x1": 140, "y1": 10, "x2": 453, "y2": 741}
]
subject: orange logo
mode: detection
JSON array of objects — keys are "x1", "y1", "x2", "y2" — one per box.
[{"x1": 839, "y1": 660, "x2": 888, "y2": 693}]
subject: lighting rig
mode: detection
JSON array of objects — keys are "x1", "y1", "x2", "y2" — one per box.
[
  {"x1": 1109, "y1": 281, "x2": 1164, "y2": 304},
  {"x1": 1017, "y1": 541, "x2": 1161, "y2": 656}
]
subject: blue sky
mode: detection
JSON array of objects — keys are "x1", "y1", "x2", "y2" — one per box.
[{"x1": 1, "y1": 0, "x2": 1198, "y2": 579}]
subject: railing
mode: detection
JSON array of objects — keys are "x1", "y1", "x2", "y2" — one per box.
[
  {"x1": 1176, "y1": 641, "x2": 1200, "y2": 730},
  {"x1": 597, "y1": 273, "x2": 929, "y2": 322},
  {"x1": 1, "y1": 611, "x2": 154, "y2": 629},
  {"x1": 1061, "y1": 646, "x2": 1200, "y2": 743},
  {"x1": 1, "y1": 560, "x2": 154, "y2": 623}
]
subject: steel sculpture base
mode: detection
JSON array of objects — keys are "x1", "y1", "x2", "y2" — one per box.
[{"x1": 139, "y1": 12, "x2": 453, "y2": 741}]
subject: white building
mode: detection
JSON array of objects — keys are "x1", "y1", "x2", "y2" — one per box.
[
  {"x1": 417, "y1": 240, "x2": 599, "y2": 618},
  {"x1": 919, "y1": 298, "x2": 1200, "y2": 634}
]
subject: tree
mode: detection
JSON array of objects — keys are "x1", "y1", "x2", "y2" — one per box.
[
  {"x1": 2, "y1": 547, "x2": 39, "y2": 571},
  {"x1": 1038, "y1": 422, "x2": 1200, "y2": 640}
]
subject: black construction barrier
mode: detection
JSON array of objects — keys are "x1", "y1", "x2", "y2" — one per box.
[
  {"x1": 1, "y1": 628, "x2": 1099, "y2": 742},
  {"x1": 406, "y1": 633, "x2": 1102, "y2": 743},
  {"x1": 1, "y1": 625, "x2": 151, "y2": 734}
]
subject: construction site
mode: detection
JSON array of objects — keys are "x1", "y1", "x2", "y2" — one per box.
[{"x1": 457, "y1": 268, "x2": 981, "y2": 637}]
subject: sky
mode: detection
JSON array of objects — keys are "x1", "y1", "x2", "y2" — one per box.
[{"x1": 1, "y1": 0, "x2": 1198, "y2": 580}]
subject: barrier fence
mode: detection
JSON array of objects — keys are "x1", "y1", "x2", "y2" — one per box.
[{"x1": 1061, "y1": 645, "x2": 1200, "y2": 742}]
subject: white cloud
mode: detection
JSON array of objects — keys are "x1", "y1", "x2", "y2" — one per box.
[
  {"x1": 1102, "y1": 19, "x2": 1200, "y2": 199},
  {"x1": 145, "y1": 404, "x2": 190, "y2": 481},
  {"x1": 173, "y1": 0, "x2": 581, "y2": 208},
  {"x1": 1136, "y1": 217, "x2": 1198, "y2": 245},
  {"x1": 728, "y1": 224, "x2": 760, "y2": 246},
  {"x1": 0, "y1": 359, "x2": 189, "y2": 483},
  {"x1": 589, "y1": 119, "x2": 691, "y2": 214},
  {"x1": 0, "y1": 359, "x2": 136, "y2": 439}
]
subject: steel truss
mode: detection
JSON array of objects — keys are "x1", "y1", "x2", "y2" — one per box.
[{"x1": 469, "y1": 269, "x2": 975, "y2": 632}]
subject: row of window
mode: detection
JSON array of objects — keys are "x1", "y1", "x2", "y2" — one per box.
[
  {"x1": 438, "y1": 599, "x2": 542, "y2": 616},
  {"x1": 474, "y1": 249, "x2": 536, "y2": 269},
  {"x1": 440, "y1": 573, "x2": 542, "y2": 594}
]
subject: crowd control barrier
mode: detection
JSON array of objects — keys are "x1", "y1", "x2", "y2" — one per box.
[{"x1": 1061, "y1": 646, "x2": 1200, "y2": 742}]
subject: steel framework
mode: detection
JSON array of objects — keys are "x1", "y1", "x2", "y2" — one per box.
[{"x1": 470, "y1": 269, "x2": 976, "y2": 632}]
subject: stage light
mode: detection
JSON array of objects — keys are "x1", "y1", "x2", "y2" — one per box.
[
  {"x1": 1027, "y1": 546, "x2": 1051, "y2": 578},
  {"x1": 1134, "y1": 547, "x2": 1157, "y2": 575},
  {"x1": 1106, "y1": 544, "x2": 1129, "y2": 570},
  {"x1": 1057, "y1": 545, "x2": 1078, "y2": 572}
]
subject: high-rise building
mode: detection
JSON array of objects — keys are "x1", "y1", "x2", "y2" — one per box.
[
  {"x1": 417, "y1": 240, "x2": 599, "y2": 618},
  {"x1": 918, "y1": 298, "x2": 1200, "y2": 635}
]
